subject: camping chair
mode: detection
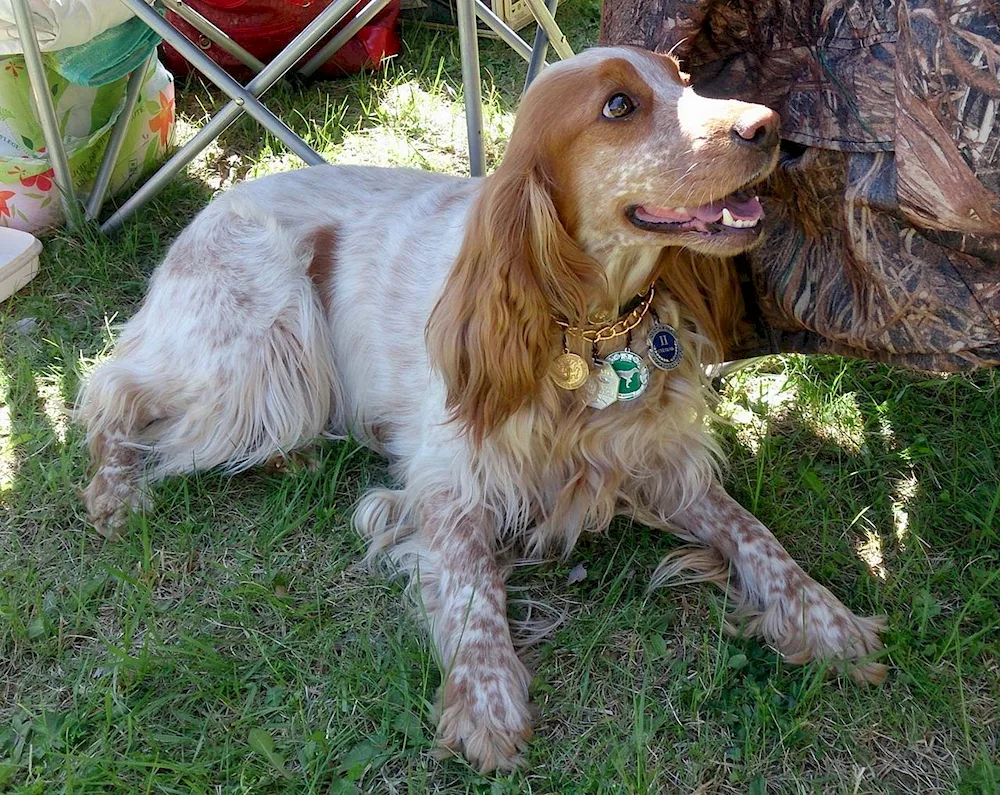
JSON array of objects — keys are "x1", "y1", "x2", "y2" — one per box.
[{"x1": 9, "y1": 0, "x2": 573, "y2": 234}]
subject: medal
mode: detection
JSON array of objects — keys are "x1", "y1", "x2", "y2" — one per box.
[
  {"x1": 551, "y1": 352, "x2": 590, "y2": 390},
  {"x1": 646, "y1": 321, "x2": 683, "y2": 371},
  {"x1": 582, "y1": 361, "x2": 619, "y2": 409},
  {"x1": 551, "y1": 334, "x2": 591, "y2": 391},
  {"x1": 551, "y1": 286, "x2": 660, "y2": 408},
  {"x1": 604, "y1": 348, "x2": 649, "y2": 401}
]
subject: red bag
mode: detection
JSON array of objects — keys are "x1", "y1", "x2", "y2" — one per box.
[{"x1": 160, "y1": 0, "x2": 401, "y2": 81}]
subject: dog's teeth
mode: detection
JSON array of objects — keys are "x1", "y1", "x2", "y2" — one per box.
[{"x1": 720, "y1": 208, "x2": 760, "y2": 229}]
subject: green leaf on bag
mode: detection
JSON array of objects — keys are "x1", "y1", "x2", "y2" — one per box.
[{"x1": 144, "y1": 142, "x2": 161, "y2": 170}]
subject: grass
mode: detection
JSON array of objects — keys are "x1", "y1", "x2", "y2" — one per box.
[{"x1": 1, "y1": 5, "x2": 999, "y2": 792}]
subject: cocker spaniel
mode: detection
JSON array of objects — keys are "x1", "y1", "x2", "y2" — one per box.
[{"x1": 79, "y1": 46, "x2": 886, "y2": 772}]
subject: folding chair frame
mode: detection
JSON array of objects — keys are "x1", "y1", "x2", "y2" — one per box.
[{"x1": 9, "y1": 0, "x2": 571, "y2": 233}]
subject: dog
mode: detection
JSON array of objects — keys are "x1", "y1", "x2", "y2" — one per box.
[{"x1": 78, "y1": 46, "x2": 886, "y2": 772}]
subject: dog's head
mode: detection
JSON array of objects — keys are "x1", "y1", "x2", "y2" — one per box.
[
  {"x1": 510, "y1": 46, "x2": 780, "y2": 259},
  {"x1": 428, "y1": 47, "x2": 780, "y2": 440}
]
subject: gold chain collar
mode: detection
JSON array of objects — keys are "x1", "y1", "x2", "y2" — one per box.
[{"x1": 554, "y1": 285, "x2": 655, "y2": 344}]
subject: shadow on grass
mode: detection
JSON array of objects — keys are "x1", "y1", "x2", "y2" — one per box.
[
  {"x1": 506, "y1": 355, "x2": 999, "y2": 791},
  {"x1": 710, "y1": 357, "x2": 999, "y2": 786}
]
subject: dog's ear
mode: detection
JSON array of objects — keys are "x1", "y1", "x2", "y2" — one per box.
[{"x1": 427, "y1": 154, "x2": 602, "y2": 443}]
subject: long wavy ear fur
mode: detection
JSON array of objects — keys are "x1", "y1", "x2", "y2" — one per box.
[
  {"x1": 427, "y1": 152, "x2": 603, "y2": 443},
  {"x1": 658, "y1": 248, "x2": 745, "y2": 360}
]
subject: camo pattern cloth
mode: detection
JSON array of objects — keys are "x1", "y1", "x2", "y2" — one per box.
[{"x1": 601, "y1": 0, "x2": 1000, "y2": 370}]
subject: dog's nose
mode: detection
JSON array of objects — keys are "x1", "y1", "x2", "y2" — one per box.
[{"x1": 731, "y1": 106, "x2": 780, "y2": 151}]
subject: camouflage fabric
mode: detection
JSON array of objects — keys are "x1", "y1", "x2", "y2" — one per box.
[{"x1": 601, "y1": 0, "x2": 1000, "y2": 370}]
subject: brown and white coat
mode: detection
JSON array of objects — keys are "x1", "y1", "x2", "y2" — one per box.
[{"x1": 78, "y1": 46, "x2": 886, "y2": 772}]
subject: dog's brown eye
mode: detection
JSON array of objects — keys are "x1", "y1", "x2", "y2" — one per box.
[{"x1": 603, "y1": 93, "x2": 636, "y2": 119}]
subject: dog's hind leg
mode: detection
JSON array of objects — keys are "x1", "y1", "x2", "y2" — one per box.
[
  {"x1": 78, "y1": 359, "x2": 157, "y2": 538},
  {"x1": 78, "y1": 202, "x2": 339, "y2": 536}
]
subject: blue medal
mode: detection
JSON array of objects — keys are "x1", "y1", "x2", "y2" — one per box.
[{"x1": 646, "y1": 322, "x2": 683, "y2": 371}]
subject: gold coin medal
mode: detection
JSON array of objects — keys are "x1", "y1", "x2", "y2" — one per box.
[
  {"x1": 550, "y1": 335, "x2": 590, "y2": 390},
  {"x1": 604, "y1": 346, "x2": 649, "y2": 401},
  {"x1": 646, "y1": 312, "x2": 683, "y2": 371},
  {"x1": 551, "y1": 351, "x2": 590, "y2": 390},
  {"x1": 552, "y1": 286, "x2": 658, "y2": 407}
]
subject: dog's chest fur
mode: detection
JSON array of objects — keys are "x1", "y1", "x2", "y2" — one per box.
[{"x1": 478, "y1": 306, "x2": 719, "y2": 553}]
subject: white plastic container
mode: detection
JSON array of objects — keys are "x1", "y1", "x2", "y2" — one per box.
[{"x1": 0, "y1": 227, "x2": 42, "y2": 302}]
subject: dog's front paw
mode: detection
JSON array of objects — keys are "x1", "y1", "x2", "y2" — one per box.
[
  {"x1": 434, "y1": 653, "x2": 533, "y2": 773},
  {"x1": 746, "y1": 580, "x2": 888, "y2": 684}
]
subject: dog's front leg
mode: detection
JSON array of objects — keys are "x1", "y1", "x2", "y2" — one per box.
[
  {"x1": 641, "y1": 481, "x2": 887, "y2": 683},
  {"x1": 415, "y1": 507, "x2": 532, "y2": 772}
]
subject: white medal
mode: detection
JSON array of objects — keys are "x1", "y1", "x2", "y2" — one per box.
[{"x1": 582, "y1": 361, "x2": 619, "y2": 409}]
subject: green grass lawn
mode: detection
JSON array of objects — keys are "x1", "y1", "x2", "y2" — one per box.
[{"x1": 1, "y1": 5, "x2": 999, "y2": 792}]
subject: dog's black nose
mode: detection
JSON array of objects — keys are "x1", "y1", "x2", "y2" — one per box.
[{"x1": 731, "y1": 106, "x2": 780, "y2": 151}]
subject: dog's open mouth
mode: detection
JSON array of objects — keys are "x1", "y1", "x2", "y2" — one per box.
[{"x1": 627, "y1": 189, "x2": 763, "y2": 235}]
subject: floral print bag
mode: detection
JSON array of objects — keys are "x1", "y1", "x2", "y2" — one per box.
[{"x1": 0, "y1": 54, "x2": 174, "y2": 233}]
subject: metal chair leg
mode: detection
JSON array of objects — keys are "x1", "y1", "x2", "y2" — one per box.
[
  {"x1": 10, "y1": 0, "x2": 81, "y2": 228},
  {"x1": 102, "y1": 0, "x2": 566, "y2": 218},
  {"x1": 474, "y1": 1, "x2": 532, "y2": 63},
  {"x1": 523, "y1": 0, "x2": 558, "y2": 91},
  {"x1": 456, "y1": 0, "x2": 485, "y2": 177},
  {"x1": 85, "y1": 53, "x2": 156, "y2": 223},
  {"x1": 120, "y1": 0, "x2": 326, "y2": 164},
  {"x1": 522, "y1": 0, "x2": 572, "y2": 59}
]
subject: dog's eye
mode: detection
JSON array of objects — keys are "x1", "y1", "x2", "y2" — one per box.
[{"x1": 603, "y1": 93, "x2": 636, "y2": 120}]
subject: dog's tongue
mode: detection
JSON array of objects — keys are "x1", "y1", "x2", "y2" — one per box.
[{"x1": 636, "y1": 195, "x2": 763, "y2": 224}]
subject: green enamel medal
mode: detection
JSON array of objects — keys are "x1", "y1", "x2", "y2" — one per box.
[{"x1": 604, "y1": 349, "x2": 649, "y2": 401}]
